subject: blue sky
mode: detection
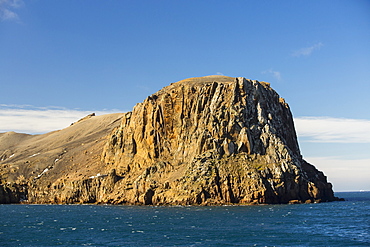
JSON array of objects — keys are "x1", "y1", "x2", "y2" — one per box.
[{"x1": 1, "y1": 0, "x2": 369, "y2": 191}]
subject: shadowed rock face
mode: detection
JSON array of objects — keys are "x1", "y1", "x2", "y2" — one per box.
[{"x1": 0, "y1": 76, "x2": 338, "y2": 205}]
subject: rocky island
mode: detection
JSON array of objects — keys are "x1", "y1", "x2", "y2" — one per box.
[{"x1": 0, "y1": 76, "x2": 339, "y2": 205}]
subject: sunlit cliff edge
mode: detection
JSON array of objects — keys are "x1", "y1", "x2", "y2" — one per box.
[{"x1": 0, "y1": 76, "x2": 340, "y2": 205}]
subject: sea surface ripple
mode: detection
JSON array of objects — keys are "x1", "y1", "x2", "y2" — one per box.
[{"x1": 0, "y1": 192, "x2": 369, "y2": 246}]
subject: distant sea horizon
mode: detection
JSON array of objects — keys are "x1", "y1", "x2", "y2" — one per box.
[{"x1": 335, "y1": 190, "x2": 369, "y2": 192}]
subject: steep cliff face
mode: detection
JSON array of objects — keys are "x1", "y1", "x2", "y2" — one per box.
[
  {"x1": 99, "y1": 76, "x2": 336, "y2": 205},
  {"x1": 0, "y1": 76, "x2": 338, "y2": 205}
]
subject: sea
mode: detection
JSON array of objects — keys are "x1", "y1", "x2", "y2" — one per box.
[{"x1": 0, "y1": 192, "x2": 369, "y2": 247}]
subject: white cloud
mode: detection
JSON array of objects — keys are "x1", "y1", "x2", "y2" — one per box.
[
  {"x1": 0, "y1": 0, "x2": 23, "y2": 22},
  {"x1": 216, "y1": 72, "x2": 224, "y2": 76},
  {"x1": 294, "y1": 116, "x2": 370, "y2": 143},
  {"x1": 292, "y1": 42, "x2": 323, "y2": 57},
  {"x1": 304, "y1": 156, "x2": 370, "y2": 191},
  {"x1": 261, "y1": 69, "x2": 281, "y2": 81},
  {"x1": 0, "y1": 105, "x2": 124, "y2": 134},
  {"x1": 295, "y1": 116, "x2": 370, "y2": 191},
  {"x1": 1, "y1": 8, "x2": 17, "y2": 20}
]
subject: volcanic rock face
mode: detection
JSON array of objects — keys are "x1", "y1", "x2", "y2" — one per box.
[
  {"x1": 0, "y1": 76, "x2": 338, "y2": 205},
  {"x1": 100, "y1": 76, "x2": 336, "y2": 204}
]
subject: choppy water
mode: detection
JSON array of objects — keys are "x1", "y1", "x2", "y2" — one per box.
[{"x1": 0, "y1": 192, "x2": 369, "y2": 246}]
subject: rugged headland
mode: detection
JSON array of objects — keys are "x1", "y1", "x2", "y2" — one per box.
[{"x1": 0, "y1": 76, "x2": 339, "y2": 205}]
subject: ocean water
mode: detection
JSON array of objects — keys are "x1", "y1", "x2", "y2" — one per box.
[{"x1": 0, "y1": 192, "x2": 369, "y2": 246}]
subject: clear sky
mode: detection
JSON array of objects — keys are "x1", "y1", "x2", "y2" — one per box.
[{"x1": 1, "y1": 0, "x2": 369, "y2": 191}]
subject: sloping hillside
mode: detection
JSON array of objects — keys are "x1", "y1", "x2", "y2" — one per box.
[{"x1": 0, "y1": 113, "x2": 123, "y2": 202}]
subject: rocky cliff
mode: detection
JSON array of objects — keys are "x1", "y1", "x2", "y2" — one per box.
[
  {"x1": 0, "y1": 76, "x2": 339, "y2": 205},
  {"x1": 99, "y1": 76, "x2": 337, "y2": 204}
]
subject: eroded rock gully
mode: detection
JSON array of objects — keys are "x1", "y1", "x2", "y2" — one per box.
[{"x1": 0, "y1": 76, "x2": 339, "y2": 205}]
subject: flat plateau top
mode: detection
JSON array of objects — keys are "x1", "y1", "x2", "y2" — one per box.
[
  {"x1": 152, "y1": 76, "x2": 237, "y2": 97},
  {"x1": 174, "y1": 75, "x2": 236, "y2": 86}
]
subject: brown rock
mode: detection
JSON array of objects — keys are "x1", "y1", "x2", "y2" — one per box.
[
  {"x1": 100, "y1": 76, "x2": 337, "y2": 205},
  {"x1": 0, "y1": 76, "x2": 338, "y2": 205}
]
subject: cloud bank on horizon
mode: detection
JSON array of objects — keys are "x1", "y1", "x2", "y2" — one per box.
[
  {"x1": 295, "y1": 117, "x2": 370, "y2": 143},
  {"x1": 0, "y1": 105, "x2": 124, "y2": 134}
]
